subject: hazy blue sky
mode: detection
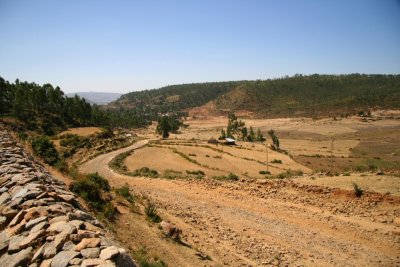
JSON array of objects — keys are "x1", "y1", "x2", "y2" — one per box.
[{"x1": 0, "y1": 0, "x2": 399, "y2": 93}]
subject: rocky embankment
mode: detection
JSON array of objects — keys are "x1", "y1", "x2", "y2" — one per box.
[{"x1": 0, "y1": 128, "x2": 137, "y2": 267}]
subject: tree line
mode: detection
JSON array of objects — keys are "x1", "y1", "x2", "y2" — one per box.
[
  {"x1": 0, "y1": 77, "x2": 149, "y2": 134},
  {"x1": 110, "y1": 74, "x2": 400, "y2": 118}
]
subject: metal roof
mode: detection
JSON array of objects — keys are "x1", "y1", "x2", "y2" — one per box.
[{"x1": 225, "y1": 138, "x2": 236, "y2": 142}]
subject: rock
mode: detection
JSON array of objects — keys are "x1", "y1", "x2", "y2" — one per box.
[
  {"x1": 24, "y1": 208, "x2": 40, "y2": 221},
  {"x1": 48, "y1": 216, "x2": 68, "y2": 225},
  {"x1": 75, "y1": 238, "x2": 101, "y2": 251},
  {"x1": 43, "y1": 242, "x2": 58, "y2": 259},
  {"x1": 98, "y1": 262, "x2": 116, "y2": 267},
  {"x1": 8, "y1": 210, "x2": 26, "y2": 227},
  {"x1": 114, "y1": 250, "x2": 137, "y2": 267},
  {"x1": 57, "y1": 194, "x2": 75, "y2": 203},
  {"x1": 68, "y1": 211, "x2": 94, "y2": 222},
  {"x1": 0, "y1": 192, "x2": 10, "y2": 206},
  {"x1": 8, "y1": 234, "x2": 26, "y2": 253},
  {"x1": 68, "y1": 220, "x2": 83, "y2": 229},
  {"x1": 40, "y1": 258, "x2": 53, "y2": 267},
  {"x1": 25, "y1": 216, "x2": 47, "y2": 230},
  {"x1": 1, "y1": 207, "x2": 18, "y2": 219},
  {"x1": 83, "y1": 222, "x2": 102, "y2": 232},
  {"x1": 48, "y1": 221, "x2": 75, "y2": 234},
  {"x1": 256, "y1": 179, "x2": 268, "y2": 185},
  {"x1": 0, "y1": 216, "x2": 7, "y2": 228},
  {"x1": 70, "y1": 230, "x2": 98, "y2": 243},
  {"x1": 19, "y1": 228, "x2": 46, "y2": 249},
  {"x1": 0, "y1": 177, "x2": 10, "y2": 187},
  {"x1": 30, "y1": 221, "x2": 49, "y2": 233},
  {"x1": 69, "y1": 257, "x2": 82, "y2": 265},
  {"x1": 81, "y1": 258, "x2": 107, "y2": 267},
  {"x1": 0, "y1": 246, "x2": 32, "y2": 267},
  {"x1": 50, "y1": 250, "x2": 80, "y2": 267},
  {"x1": 62, "y1": 241, "x2": 75, "y2": 251},
  {"x1": 32, "y1": 243, "x2": 46, "y2": 262},
  {"x1": 99, "y1": 246, "x2": 119, "y2": 260},
  {"x1": 52, "y1": 231, "x2": 70, "y2": 252},
  {"x1": 0, "y1": 231, "x2": 9, "y2": 252},
  {"x1": 81, "y1": 247, "x2": 101, "y2": 259},
  {"x1": 12, "y1": 188, "x2": 28, "y2": 200},
  {"x1": 393, "y1": 217, "x2": 400, "y2": 227},
  {"x1": 160, "y1": 221, "x2": 182, "y2": 240}
]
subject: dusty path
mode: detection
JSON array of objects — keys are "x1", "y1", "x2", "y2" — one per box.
[
  {"x1": 80, "y1": 141, "x2": 400, "y2": 267},
  {"x1": 80, "y1": 139, "x2": 149, "y2": 176}
]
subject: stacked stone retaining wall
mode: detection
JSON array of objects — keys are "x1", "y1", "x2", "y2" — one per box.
[{"x1": 0, "y1": 127, "x2": 137, "y2": 267}]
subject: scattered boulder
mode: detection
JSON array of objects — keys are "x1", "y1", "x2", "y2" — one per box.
[{"x1": 160, "y1": 221, "x2": 182, "y2": 240}]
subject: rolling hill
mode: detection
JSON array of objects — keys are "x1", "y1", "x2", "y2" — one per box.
[{"x1": 109, "y1": 74, "x2": 400, "y2": 118}]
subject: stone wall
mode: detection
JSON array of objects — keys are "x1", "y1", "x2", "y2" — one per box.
[{"x1": 0, "y1": 127, "x2": 137, "y2": 267}]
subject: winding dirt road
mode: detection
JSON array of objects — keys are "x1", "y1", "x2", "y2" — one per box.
[{"x1": 80, "y1": 140, "x2": 400, "y2": 267}]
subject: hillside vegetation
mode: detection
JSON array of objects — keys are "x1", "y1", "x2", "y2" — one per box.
[
  {"x1": 0, "y1": 77, "x2": 149, "y2": 135},
  {"x1": 111, "y1": 74, "x2": 400, "y2": 117},
  {"x1": 110, "y1": 81, "x2": 242, "y2": 113}
]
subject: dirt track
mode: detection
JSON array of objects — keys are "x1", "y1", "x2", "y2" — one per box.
[{"x1": 80, "y1": 141, "x2": 400, "y2": 267}]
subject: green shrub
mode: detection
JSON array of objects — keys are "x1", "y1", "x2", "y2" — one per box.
[
  {"x1": 17, "y1": 131, "x2": 28, "y2": 141},
  {"x1": 87, "y1": 172, "x2": 110, "y2": 191},
  {"x1": 188, "y1": 153, "x2": 197, "y2": 157},
  {"x1": 54, "y1": 158, "x2": 68, "y2": 173},
  {"x1": 69, "y1": 166, "x2": 79, "y2": 179},
  {"x1": 116, "y1": 186, "x2": 135, "y2": 203},
  {"x1": 271, "y1": 159, "x2": 282, "y2": 164},
  {"x1": 276, "y1": 169, "x2": 303, "y2": 179},
  {"x1": 31, "y1": 136, "x2": 59, "y2": 165},
  {"x1": 186, "y1": 170, "x2": 205, "y2": 175},
  {"x1": 354, "y1": 165, "x2": 365, "y2": 172},
  {"x1": 131, "y1": 167, "x2": 159, "y2": 178},
  {"x1": 213, "y1": 155, "x2": 222, "y2": 159},
  {"x1": 70, "y1": 178, "x2": 105, "y2": 211},
  {"x1": 102, "y1": 203, "x2": 117, "y2": 220},
  {"x1": 163, "y1": 169, "x2": 182, "y2": 179},
  {"x1": 213, "y1": 172, "x2": 239, "y2": 181},
  {"x1": 352, "y1": 182, "x2": 364, "y2": 197},
  {"x1": 134, "y1": 247, "x2": 167, "y2": 267},
  {"x1": 98, "y1": 127, "x2": 114, "y2": 138},
  {"x1": 259, "y1": 170, "x2": 271, "y2": 175},
  {"x1": 109, "y1": 151, "x2": 131, "y2": 173},
  {"x1": 145, "y1": 201, "x2": 161, "y2": 223}
]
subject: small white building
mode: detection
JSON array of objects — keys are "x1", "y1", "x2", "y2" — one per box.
[{"x1": 224, "y1": 138, "x2": 236, "y2": 145}]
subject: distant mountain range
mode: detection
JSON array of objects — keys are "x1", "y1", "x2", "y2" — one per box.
[
  {"x1": 109, "y1": 74, "x2": 400, "y2": 118},
  {"x1": 67, "y1": 92, "x2": 122, "y2": 105}
]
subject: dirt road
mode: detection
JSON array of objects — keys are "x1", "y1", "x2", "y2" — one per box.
[{"x1": 80, "y1": 141, "x2": 400, "y2": 267}]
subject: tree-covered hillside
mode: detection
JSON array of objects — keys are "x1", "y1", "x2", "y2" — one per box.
[
  {"x1": 110, "y1": 81, "x2": 243, "y2": 113},
  {"x1": 215, "y1": 74, "x2": 400, "y2": 117},
  {"x1": 0, "y1": 77, "x2": 149, "y2": 135},
  {"x1": 111, "y1": 74, "x2": 400, "y2": 117}
]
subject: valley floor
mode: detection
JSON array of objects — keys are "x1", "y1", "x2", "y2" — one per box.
[{"x1": 80, "y1": 141, "x2": 400, "y2": 267}]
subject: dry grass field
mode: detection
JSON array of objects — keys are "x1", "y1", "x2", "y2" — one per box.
[
  {"x1": 59, "y1": 126, "x2": 102, "y2": 137},
  {"x1": 125, "y1": 141, "x2": 310, "y2": 178},
  {"x1": 78, "y1": 113, "x2": 400, "y2": 266}
]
